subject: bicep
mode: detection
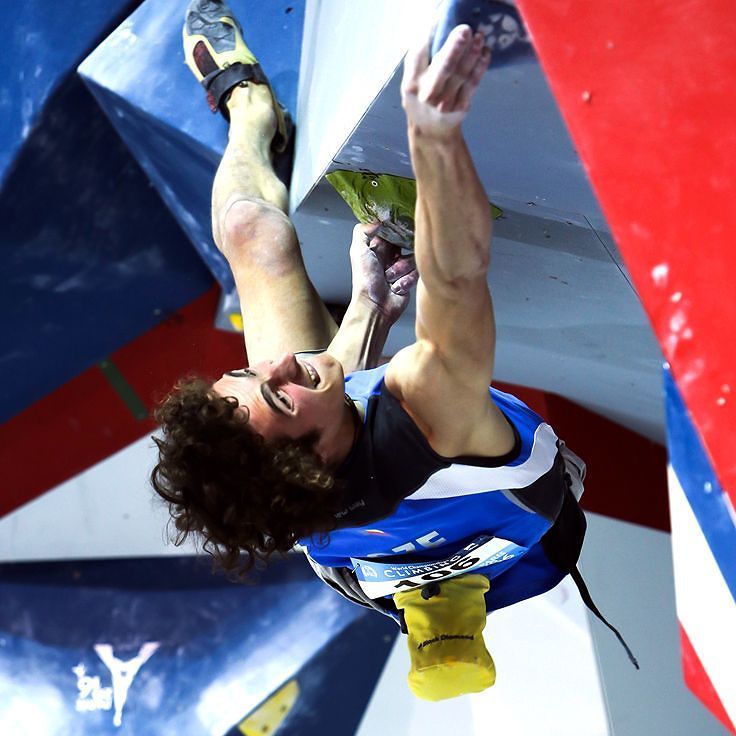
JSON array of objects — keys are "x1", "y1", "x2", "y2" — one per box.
[
  {"x1": 414, "y1": 274, "x2": 497, "y2": 389},
  {"x1": 387, "y1": 274, "x2": 512, "y2": 456},
  {"x1": 385, "y1": 335, "x2": 512, "y2": 458}
]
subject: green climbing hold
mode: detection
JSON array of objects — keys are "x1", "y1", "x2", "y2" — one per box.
[{"x1": 326, "y1": 170, "x2": 502, "y2": 250}]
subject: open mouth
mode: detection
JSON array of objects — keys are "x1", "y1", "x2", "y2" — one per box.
[{"x1": 302, "y1": 361, "x2": 320, "y2": 388}]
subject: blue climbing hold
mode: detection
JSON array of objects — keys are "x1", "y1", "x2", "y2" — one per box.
[{"x1": 430, "y1": 0, "x2": 533, "y2": 67}]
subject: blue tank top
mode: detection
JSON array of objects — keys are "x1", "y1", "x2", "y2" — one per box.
[{"x1": 301, "y1": 365, "x2": 572, "y2": 613}]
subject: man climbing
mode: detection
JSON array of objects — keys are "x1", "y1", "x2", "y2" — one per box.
[{"x1": 152, "y1": 0, "x2": 626, "y2": 701}]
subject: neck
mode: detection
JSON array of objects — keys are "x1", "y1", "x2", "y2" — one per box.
[{"x1": 320, "y1": 396, "x2": 362, "y2": 469}]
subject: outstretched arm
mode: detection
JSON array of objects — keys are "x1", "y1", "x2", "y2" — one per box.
[
  {"x1": 386, "y1": 26, "x2": 514, "y2": 458},
  {"x1": 327, "y1": 224, "x2": 417, "y2": 373}
]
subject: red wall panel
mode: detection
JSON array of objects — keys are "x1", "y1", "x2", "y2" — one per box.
[
  {"x1": 0, "y1": 287, "x2": 243, "y2": 517},
  {"x1": 516, "y1": 0, "x2": 736, "y2": 504}
]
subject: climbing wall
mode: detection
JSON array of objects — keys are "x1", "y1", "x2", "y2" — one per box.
[
  {"x1": 515, "y1": 0, "x2": 736, "y2": 729},
  {"x1": 2, "y1": 0, "x2": 733, "y2": 733}
]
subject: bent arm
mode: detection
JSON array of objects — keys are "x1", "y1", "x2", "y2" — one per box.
[
  {"x1": 410, "y1": 126, "x2": 494, "y2": 378},
  {"x1": 326, "y1": 301, "x2": 392, "y2": 374},
  {"x1": 327, "y1": 224, "x2": 417, "y2": 373}
]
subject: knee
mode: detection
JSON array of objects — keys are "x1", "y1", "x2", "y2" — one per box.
[
  {"x1": 221, "y1": 199, "x2": 299, "y2": 273},
  {"x1": 223, "y1": 199, "x2": 290, "y2": 246}
]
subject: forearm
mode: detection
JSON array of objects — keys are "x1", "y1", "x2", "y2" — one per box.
[
  {"x1": 326, "y1": 296, "x2": 392, "y2": 373},
  {"x1": 409, "y1": 125, "x2": 491, "y2": 291}
]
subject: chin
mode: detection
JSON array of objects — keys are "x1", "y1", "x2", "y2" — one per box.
[{"x1": 316, "y1": 353, "x2": 345, "y2": 386}]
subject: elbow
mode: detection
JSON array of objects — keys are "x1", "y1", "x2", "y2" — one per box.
[
  {"x1": 423, "y1": 266, "x2": 489, "y2": 302},
  {"x1": 427, "y1": 236, "x2": 491, "y2": 288},
  {"x1": 446, "y1": 270, "x2": 489, "y2": 301},
  {"x1": 465, "y1": 240, "x2": 491, "y2": 278}
]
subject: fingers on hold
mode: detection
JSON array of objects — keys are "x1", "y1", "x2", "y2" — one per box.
[
  {"x1": 423, "y1": 25, "x2": 473, "y2": 101},
  {"x1": 386, "y1": 255, "x2": 415, "y2": 281},
  {"x1": 458, "y1": 32, "x2": 486, "y2": 76},
  {"x1": 436, "y1": 72, "x2": 466, "y2": 111},
  {"x1": 455, "y1": 47, "x2": 490, "y2": 109},
  {"x1": 391, "y1": 272, "x2": 419, "y2": 296},
  {"x1": 474, "y1": 47, "x2": 491, "y2": 80},
  {"x1": 405, "y1": 267, "x2": 419, "y2": 286},
  {"x1": 446, "y1": 24, "x2": 473, "y2": 52},
  {"x1": 370, "y1": 239, "x2": 399, "y2": 266},
  {"x1": 356, "y1": 223, "x2": 381, "y2": 245},
  {"x1": 428, "y1": 28, "x2": 488, "y2": 109},
  {"x1": 439, "y1": 26, "x2": 475, "y2": 72},
  {"x1": 387, "y1": 243, "x2": 402, "y2": 262},
  {"x1": 402, "y1": 39, "x2": 430, "y2": 93}
]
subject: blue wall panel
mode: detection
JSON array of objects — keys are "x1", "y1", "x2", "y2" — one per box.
[
  {"x1": 665, "y1": 367, "x2": 736, "y2": 600},
  {"x1": 79, "y1": 0, "x2": 305, "y2": 291},
  {"x1": 0, "y1": 0, "x2": 142, "y2": 186},
  {"x1": 0, "y1": 555, "x2": 396, "y2": 735},
  {"x1": 0, "y1": 73, "x2": 213, "y2": 423},
  {"x1": 0, "y1": 0, "x2": 304, "y2": 421}
]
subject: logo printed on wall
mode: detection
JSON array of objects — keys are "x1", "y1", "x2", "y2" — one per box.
[
  {"x1": 72, "y1": 663, "x2": 113, "y2": 714},
  {"x1": 72, "y1": 641, "x2": 160, "y2": 728}
]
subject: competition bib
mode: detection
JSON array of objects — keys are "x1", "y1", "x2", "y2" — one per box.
[{"x1": 351, "y1": 535, "x2": 527, "y2": 599}]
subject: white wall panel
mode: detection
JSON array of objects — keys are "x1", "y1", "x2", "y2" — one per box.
[
  {"x1": 356, "y1": 576, "x2": 608, "y2": 736},
  {"x1": 0, "y1": 434, "x2": 197, "y2": 562},
  {"x1": 290, "y1": 0, "x2": 439, "y2": 211},
  {"x1": 581, "y1": 514, "x2": 728, "y2": 735}
]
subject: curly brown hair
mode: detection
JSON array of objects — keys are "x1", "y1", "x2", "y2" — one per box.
[{"x1": 150, "y1": 377, "x2": 342, "y2": 578}]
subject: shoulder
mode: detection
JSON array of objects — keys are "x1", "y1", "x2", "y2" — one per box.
[
  {"x1": 384, "y1": 341, "x2": 443, "y2": 439},
  {"x1": 384, "y1": 340, "x2": 442, "y2": 401},
  {"x1": 385, "y1": 341, "x2": 515, "y2": 458}
]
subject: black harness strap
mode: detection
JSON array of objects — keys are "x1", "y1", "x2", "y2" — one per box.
[
  {"x1": 542, "y1": 473, "x2": 639, "y2": 671},
  {"x1": 570, "y1": 565, "x2": 640, "y2": 670}
]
